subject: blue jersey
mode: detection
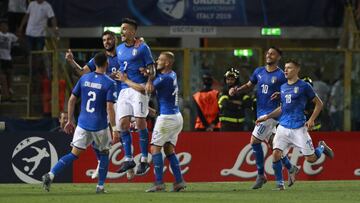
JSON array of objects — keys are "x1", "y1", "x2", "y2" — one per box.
[
  {"x1": 87, "y1": 54, "x2": 122, "y2": 94},
  {"x1": 116, "y1": 43, "x2": 154, "y2": 89},
  {"x1": 72, "y1": 72, "x2": 118, "y2": 131},
  {"x1": 153, "y1": 71, "x2": 180, "y2": 115},
  {"x1": 279, "y1": 79, "x2": 316, "y2": 129},
  {"x1": 250, "y1": 66, "x2": 287, "y2": 118}
]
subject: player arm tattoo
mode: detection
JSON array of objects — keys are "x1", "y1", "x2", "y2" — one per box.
[
  {"x1": 65, "y1": 49, "x2": 90, "y2": 75},
  {"x1": 236, "y1": 81, "x2": 254, "y2": 94}
]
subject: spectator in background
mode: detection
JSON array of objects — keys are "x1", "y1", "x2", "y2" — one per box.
[
  {"x1": 50, "y1": 111, "x2": 68, "y2": 132},
  {"x1": 193, "y1": 73, "x2": 220, "y2": 131},
  {"x1": 312, "y1": 69, "x2": 330, "y2": 106},
  {"x1": 0, "y1": 20, "x2": 18, "y2": 102},
  {"x1": 7, "y1": 0, "x2": 27, "y2": 33},
  {"x1": 218, "y1": 68, "x2": 252, "y2": 131},
  {"x1": 18, "y1": 0, "x2": 58, "y2": 51},
  {"x1": 329, "y1": 73, "x2": 344, "y2": 131}
]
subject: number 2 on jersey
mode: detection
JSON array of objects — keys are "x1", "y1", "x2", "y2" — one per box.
[{"x1": 86, "y1": 91, "x2": 96, "y2": 113}]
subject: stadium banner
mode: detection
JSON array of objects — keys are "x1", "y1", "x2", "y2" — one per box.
[
  {"x1": 73, "y1": 132, "x2": 360, "y2": 183},
  {"x1": 50, "y1": 0, "x2": 344, "y2": 27},
  {"x1": 0, "y1": 132, "x2": 73, "y2": 183}
]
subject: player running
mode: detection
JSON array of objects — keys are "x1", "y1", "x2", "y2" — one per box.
[
  {"x1": 256, "y1": 59, "x2": 334, "y2": 190},
  {"x1": 230, "y1": 47, "x2": 298, "y2": 189}
]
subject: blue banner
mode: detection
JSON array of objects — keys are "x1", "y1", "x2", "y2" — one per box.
[
  {"x1": 0, "y1": 132, "x2": 72, "y2": 183},
  {"x1": 50, "y1": 0, "x2": 344, "y2": 27}
]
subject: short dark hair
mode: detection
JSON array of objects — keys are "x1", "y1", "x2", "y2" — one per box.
[
  {"x1": 285, "y1": 59, "x2": 300, "y2": 67},
  {"x1": 102, "y1": 30, "x2": 116, "y2": 39},
  {"x1": 269, "y1": 46, "x2": 282, "y2": 56},
  {"x1": 121, "y1": 18, "x2": 138, "y2": 30},
  {"x1": 94, "y1": 52, "x2": 107, "y2": 67}
]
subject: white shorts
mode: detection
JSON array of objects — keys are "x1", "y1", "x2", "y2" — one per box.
[
  {"x1": 116, "y1": 87, "x2": 149, "y2": 119},
  {"x1": 252, "y1": 118, "x2": 278, "y2": 142},
  {"x1": 71, "y1": 126, "x2": 112, "y2": 152},
  {"x1": 151, "y1": 113, "x2": 183, "y2": 146},
  {"x1": 273, "y1": 125, "x2": 315, "y2": 156}
]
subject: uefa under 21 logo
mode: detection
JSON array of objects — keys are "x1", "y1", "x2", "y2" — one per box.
[{"x1": 11, "y1": 137, "x2": 58, "y2": 183}]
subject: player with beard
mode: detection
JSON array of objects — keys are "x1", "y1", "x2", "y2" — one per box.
[
  {"x1": 229, "y1": 47, "x2": 298, "y2": 189},
  {"x1": 65, "y1": 30, "x2": 142, "y2": 180}
]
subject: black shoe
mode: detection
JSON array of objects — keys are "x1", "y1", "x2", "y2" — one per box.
[
  {"x1": 42, "y1": 173, "x2": 52, "y2": 192},
  {"x1": 136, "y1": 162, "x2": 150, "y2": 175},
  {"x1": 251, "y1": 174, "x2": 267, "y2": 189},
  {"x1": 288, "y1": 165, "x2": 299, "y2": 187},
  {"x1": 116, "y1": 160, "x2": 136, "y2": 173},
  {"x1": 318, "y1": 141, "x2": 334, "y2": 159}
]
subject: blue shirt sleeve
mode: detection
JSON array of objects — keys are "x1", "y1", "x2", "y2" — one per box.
[
  {"x1": 141, "y1": 43, "x2": 154, "y2": 66},
  {"x1": 280, "y1": 72, "x2": 287, "y2": 85},
  {"x1": 72, "y1": 78, "x2": 81, "y2": 97},
  {"x1": 305, "y1": 83, "x2": 316, "y2": 101},
  {"x1": 107, "y1": 81, "x2": 118, "y2": 103},
  {"x1": 249, "y1": 68, "x2": 259, "y2": 84},
  {"x1": 86, "y1": 58, "x2": 96, "y2": 72},
  {"x1": 153, "y1": 76, "x2": 164, "y2": 89}
]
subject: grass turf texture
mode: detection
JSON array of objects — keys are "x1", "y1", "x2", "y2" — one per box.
[{"x1": 0, "y1": 181, "x2": 359, "y2": 203}]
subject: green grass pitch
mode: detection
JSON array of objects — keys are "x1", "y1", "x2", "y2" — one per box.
[{"x1": 1, "y1": 181, "x2": 360, "y2": 203}]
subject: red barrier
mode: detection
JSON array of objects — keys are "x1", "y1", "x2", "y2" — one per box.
[{"x1": 73, "y1": 132, "x2": 360, "y2": 183}]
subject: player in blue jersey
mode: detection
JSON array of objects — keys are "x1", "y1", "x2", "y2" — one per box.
[
  {"x1": 146, "y1": 52, "x2": 185, "y2": 192},
  {"x1": 65, "y1": 30, "x2": 143, "y2": 180},
  {"x1": 42, "y1": 52, "x2": 118, "y2": 193},
  {"x1": 115, "y1": 52, "x2": 186, "y2": 192},
  {"x1": 230, "y1": 47, "x2": 298, "y2": 189},
  {"x1": 65, "y1": 31, "x2": 119, "y2": 76},
  {"x1": 256, "y1": 59, "x2": 334, "y2": 190},
  {"x1": 115, "y1": 18, "x2": 156, "y2": 175}
]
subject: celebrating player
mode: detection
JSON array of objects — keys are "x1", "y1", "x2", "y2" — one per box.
[
  {"x1": 256, "y1": 59, "x2": 334, "y2": 190},
  {"x1": 229, "y1": 47, "x2": 298, "y2": 189},
  {"x1": 115, "y1": 18, "x2": 156, "y2": 175},
  {"x1": 42, "y1": 52, "x2": 118, "y2": 193}
]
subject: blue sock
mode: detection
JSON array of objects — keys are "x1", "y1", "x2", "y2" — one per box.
[
  {"x1": 50, "y1": 153, "x2": 78, "y2": 176},
  {"x1": 98, "y1": 153, "x2": 109, "y2": 186},
  {"x1": 121, "y1": 131, "x2": 132, "y2": 158},
  {"x1": 281, "y1": 156, "x2": 292, "y2": 170},
  {"x1": 315, "y1": 145, "x2": 324, "y2": 159},
  {"x1": 139, "y1": 129, "x2": 149, "y2": 159},
  {"x1": 272, "y1": 160, "x2": 284, "y2": 186},
  {"x1": 152, "y1": 152, "x2": 163, "y2": 183},
  {"x1": 252, "y1": 143, "x2": 264, "y2": 175},
  {"x1": 92, "y1": 145, "x2": 100, "y2": 161},
  {"x1": 167, "y1": 153, "x2": 183, "y2": 183}
]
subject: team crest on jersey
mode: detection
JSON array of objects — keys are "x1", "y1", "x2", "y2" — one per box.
[
  {"x1": 294, "y1": 86, "x2": 299, "y2": 94},
  {"x1": 132, "y1": 49, "x2": 137, "y2": 56},
  {"x1": 271, "y1": 76, "x2": 277, "y2": 84}
]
